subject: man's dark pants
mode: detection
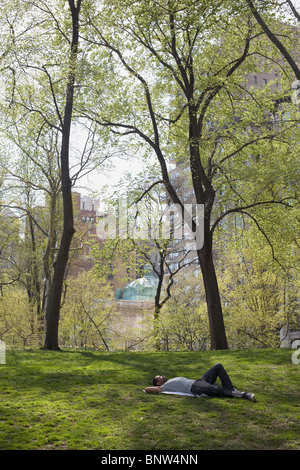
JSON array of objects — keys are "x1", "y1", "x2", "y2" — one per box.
[{"x1": 190, "y1": 363, "x2": 244, "y2": 398}]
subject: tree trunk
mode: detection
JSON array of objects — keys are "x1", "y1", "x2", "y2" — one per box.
[
  {"x1": 189, "y1": 105, "x2": 228, "y2": 350},
  {"x1": 197, "y1": 241, "x2": 228, "y2": 350},
  {"x1": 43, "y1": 226, "x2": 75, "y2": 350},
  {"x1": 43, "y1": 0, "x2": 81, "y2": 350},
  {"x1": 154, "y1": 267, "x2": 164, "y2": 351},
  {"x1": 194, "y1": 195, "x2": 228, "y2": 350},
  {"x1": 27, "y1": 210, "x2": 43, "y2": 344}
]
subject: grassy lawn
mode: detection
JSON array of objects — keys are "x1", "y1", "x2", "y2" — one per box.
[{"x1": 0, "y1": 347, "x2": 299, "y2": 450}]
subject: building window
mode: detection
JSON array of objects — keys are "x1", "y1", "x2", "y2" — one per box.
[
  {"x1": 263, "y1": 78, "x2": 267, "y2": 85},
  {"x1": 170, "y1": 262, "x2": 179, "y2": 272},
  {"x1": 253, "y1": 76, "x2": 257, "y2": 84}
]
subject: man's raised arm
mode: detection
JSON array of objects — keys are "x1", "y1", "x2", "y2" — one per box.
[{"x1": 144, "y1": 386, "x2": 162, "y2": 393}]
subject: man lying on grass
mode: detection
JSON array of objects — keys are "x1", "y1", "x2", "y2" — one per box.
[{"x1": 144, "y1": 363, "x2": 256, "y2": 402}]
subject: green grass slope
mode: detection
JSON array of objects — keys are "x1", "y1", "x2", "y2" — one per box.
[{"x1": 0, "y1": 348, "x2": 299, "y2": 450}]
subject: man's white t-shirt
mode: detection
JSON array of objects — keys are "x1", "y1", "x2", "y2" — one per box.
[{"x1": 161, "y1": 377, "x2": 194, "y2": 394}]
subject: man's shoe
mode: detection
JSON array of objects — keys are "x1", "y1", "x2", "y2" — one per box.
[{"x1": 243, "y1": 392, "x2": 256, "y2": 402}]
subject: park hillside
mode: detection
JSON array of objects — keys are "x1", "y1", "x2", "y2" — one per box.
[{"x1": 0, "y1": 348, "x2": 299, "y2": 450}]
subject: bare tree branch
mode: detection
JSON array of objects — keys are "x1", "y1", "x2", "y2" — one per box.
[{"x1": 246, "y1": 0, "x2": 300, "y2": 79}]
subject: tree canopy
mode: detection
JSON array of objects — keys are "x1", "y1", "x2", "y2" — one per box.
[{"x1": 0, "y1": 0, "x2": 299, "y2": 350}]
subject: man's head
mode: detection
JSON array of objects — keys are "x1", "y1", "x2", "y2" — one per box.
[{"x1": 152, "y1": 375, "x2": 167, "y2": 386}]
